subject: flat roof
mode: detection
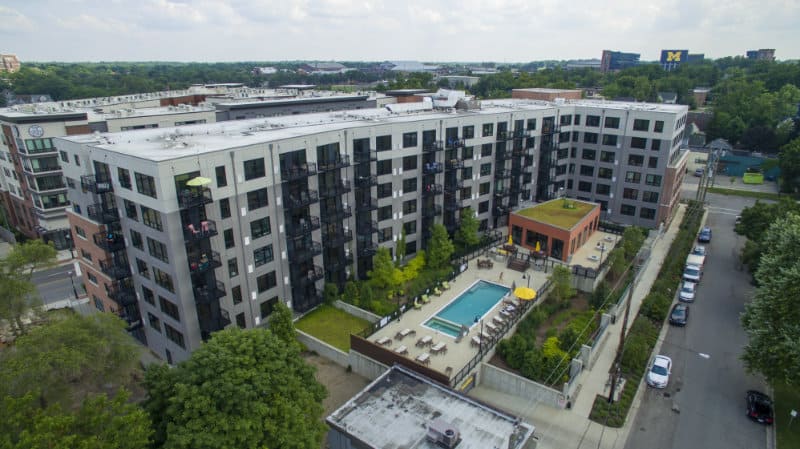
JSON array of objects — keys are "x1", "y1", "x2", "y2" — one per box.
[
  {"x1": 513, "y1": 88, "x2": 582, "y2": 94},
  {"x1": 326, "y1": 365, "x2": 534, "y2": 449},
  {"x1": 215, "y1": 94, "x2": 370, "y2": 110},
  {"x1": 514, "y1": 199, "x2": 598, "y2": 230}
]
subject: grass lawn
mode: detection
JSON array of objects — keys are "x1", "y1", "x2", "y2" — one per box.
[
  {"x1": 774, "y1": 382, "x2": 800, "y2": 448},
  {"x1": 707, "y1": 187, "x2": 784, "y2": 201},
  {"x1": 295, "y1": 304, "x2": 370, "y2": 352},
  {"x1": 516, "y1": 199, "x2": 596, "y2": 229}
]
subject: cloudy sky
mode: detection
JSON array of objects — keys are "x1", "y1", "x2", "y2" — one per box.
[{"x1": 1, "y1": 0, "x2": 798, "y2": 62}]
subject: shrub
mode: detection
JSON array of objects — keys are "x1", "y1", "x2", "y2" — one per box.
[{"x1": 639, "y1": 292, "x2": 672, "y2": 323}]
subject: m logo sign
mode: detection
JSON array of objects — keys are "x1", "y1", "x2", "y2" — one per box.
[{"x1": 666, "y1": 51, "x2": 682, "y2": 62}]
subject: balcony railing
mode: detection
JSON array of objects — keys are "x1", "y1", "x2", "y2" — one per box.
[
  {"x1": 494, "y1": 188, "x2": 511, "y2": 197},
  {"x1": 422, "y1": 162, "x2": 444, "y2": 174},
  {"x1": 445, "y1": 219, "x2": 462, "y2": 231},
  {"x1": 421, "y1": 204, "x2": 443, "y2": 217},
  {"x1": 513, "y1": 129, "x2": 527, "y2": 139},
  {"x1": 422, "y1": 184, "x2": 443, "y2": 196},
  {"x1": 93, "y1": 231, "x2": 125, "y2": 252},
  {"x1": 446, "y1": 159, "x2": 465, "y2": 170},
  {"x1": 318, "y1": 155, "x2": 350, "y2": 171},
  {"x1": 81, "y1": 174, "x2": 113, "y2": 194},
  {"x1": 281, "y1": 162, "x2": 317, "y2": 182},
  {"x1": 445, "y1": 138, "x2": 465, "y2": 149},
  {"x1": 444, "y1": 180, "x2": 463, "y2": 192},
  {"x1": 319, "y1": 180, "x2": 351, "y2": 198},
  {"x1": 287, "y1": 216, "x2": 321, "y2": 237},
  {"x1": 326, "y1": 253, "x2": 354, "y2": 272},
  {"x1": 183, "y1": 220, "x2": 218, "y2": 242},
  {"x1": 284, "y1": 190, "x2": 319, "y2": 209},
  {"x1": 323, "y1": 228, "x2": 353, "y2": 247},
  {"x1": 87, "y1": 203, "x2": 119, "y2": 225},
  {"x1": 357, "y1": 220, "x2": 379, "y2": 235},
  {"x1": 357, "y1": 197, "x2": 378, "y2": 211},
  {"x1": 358, "y1": 241, "x2": 378, "y2": 257},
  {"x1": 445, "y1": 199, "x2": 464, "y2": 211},
  {"x1": 493, "y1": 205, "x2": 511, "y2": 217},
  {"x1": 422, "y1": 141, "x2": 444, "y2": 152},
  {"x1": 355, "y1": 175, "x2": 377, "y2": 188},
  {"x1": 194, "y1": 281, "x2": 226, "y2": 304},
  {"x1": 288, "y1": 241, "x2": 323, "y2": 261},
  {"x1": 178, "y1": 187, "x2": 213, "y2": 209},
  {"x1": 495, "y1": 151, "x2": 513, "y2": 161},
  {"x1": 496, "y1": 131, "x2": 513, "y2": 141},
  {"x1": 496, "y1": 169, "x2": 512, "y2": 179},
  {"x1": 107, "y1": 281, "x2": 137, "y2": 306},
  {"x1": 188, "y1": 250, "x2": 222, "y2": 274},
  {"x1": 521, "y1": 189, "x2": 532, "y2": 199},
  {"x1": 321, "y1": 205, "x2": 352, "y2": 223},
  {"x1": 354, "y1": 150, "x2": 378, "y2": 163},
  {"x1": 99, "y1": 258, "x2": 131, "y2": 280},
  {"x1": 541, "y1": 125, "x2": 560, "y2": 135},
  {"x1": 295, "y1": 265, "x2": 325, "y2": 285}
]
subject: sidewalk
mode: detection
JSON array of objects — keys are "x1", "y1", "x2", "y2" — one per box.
[{"x1": 470, "y1": 204, "x2": 687, "y2": 449}]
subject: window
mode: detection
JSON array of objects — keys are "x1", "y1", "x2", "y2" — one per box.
[
  {"x1": 377, "y1": 182, "x2": 392, "y2": 199},
  {"x1": 236, "y1": 313, "x2": 246, "y2": 328},
  {"x1": 130, "y1": 230, "x2": 143, "y2": 250},
  {"x1": 246, "y1": 188, "x2": 268, "y2": 211},
  {"x1": 74, "y1": 154, "x2": 81, "y2": 166},
  {"x1": 260, "y1": 296, "x2": 279, "y2": 319},
  {"x1": 640, "y1": 207, "x2": 656, "y2": 219},
  {"x1": 580, "y1": 165, "x2": 594, "y2": 177},
  {"x1": 147, "y1": 237, "x2": 169, "y2": 263},
  {"x1": 402, "y1": 155, "x2": 417, "y2": 171},
  {"x1": 136, "y1": 258, "x2": 149, "y2": 278},
  {"x1": 216, "y1": 165, "x2": 227, "y2": 187},
  {"x1": 648, "y1": 157, "x2": 658, "y2": 169},
  {"x1": 560, "y1": 131, "x2": 571, "y2": 142},
  {"x1": 623, "y1": 188, "x2": 639, "y2": 200},
  {"x1": 479, "y1": 182, "x2": 490, "y2": 195},
  {"x1": 376, "y1": 135, "x2": 392, "y2": 152},
  {"x1": 159, "y1": 296, "x2": 180, "y2": 321},
  {"x1": 526, "y1": 118, "x2": 537, "y2": 130},
  {"x1": 586, "y1": 115, "x2": 600, "y2": 127},
  {"x1": 631, "y1": 137, "x2": 647, "y2": 149},
  {"x1": 405, "y1": 240, "x2": 417, "y2": 255},
  {"x1": 404, "y1": 220, "x2": 416, "y2": 235},
  {"x1": 461, "y1": 186, "x2": 472, "y2": 198},
  {"x1": 557, "y1": 148, "x2": 569, "y2": 160},
  {"x1": 582, "y1": 149, "x2": 596, "y2": 160},
  {"x1": 633, "y1": 119, "x2": 650, "y2": 131},
  {"x1": 642, "y1": 191, "x2": 659, "y2": 203},
  {"x1": 481, "y1": 143, "x2": 492, "y2": 157},
  {"x1": 378, "y1": 227, "x2": 392, "y2": 243},
  {"x1": 572, "y1": 131, "x2": 580, "y2": 142},
  {"x1": 402, "y1": 132, "x2": 418, "y2": 148},
  {"x1": 583, "y1": 133, "x2": 598, "y2": 144},
  {"x1": 463, "y1": 125, "x2": 475, "y2": 139},
  {"x1": 574, "y1": 114, "x2": 581, "y2": 126},
  {"x1": 232, "y1": 285, "x2": 242, "y2": 305},
  {"x1": 59, "y1": 150, "x2": 68, "y2": 163},
  {"x1": 257, "y1": 271, "x2": 277, "y2": 293},
  {"x1": 220, "y1": 198, "x2": 231, "y2": 218},
  {"x1": 403, "y1": 199, "x2": 417, "y2": 214},
  {"x1": 602, "y1": 134, "x2": 618, "y2": 146},
  {"x1": 141, "y1": 206, "x2": 163, "y2": 231},
  {"x1": 645, "y1": 174, "x2": 662, "y2": 186},
  {"x1": 250, "y1": 217, "x2": 271, "y2": 238},
  {"x1": 480, "y1": 163, "x2": 492, "y2": 176},
  {"x1": 142, "y1": 286, "x2": 155, "y2": 305},
  {"x1": 628, "y1": 155, "x2": 644, "y2": 167},
  {"x1": 81, "y1": 249, "x2": 92, "y2": 262},
  {"x1": 462, "y1": 166, "x2": 472, "y2": 178},
  {"x1": 600, "y1": 151, "x2": 615, "y2": 163},
  {"x1": 377, "y1": 160, "x2": 392, "y2": 176},
  {"x1": 134, "y1": 172, "x2": 157, "y2": 198},
  {"x1": 651, "y1": 140, "x2": 662, "y2": 151},
  {"x1": 124, "y1": 200, "x2": 138, "y2": 220},
  {"x1": 625, "y1": 171, "x2": 641, "y2": 184},
  {"x1": 654, "y1": 120, "x2": 665, "y2": 133},
  {"x1": 604, "y1": 117, "x2": 620, "y2": 129},
  {"x1": 462, "y1": 146, "x2": 474, "y2": 159},
  {"x1": 148, "y1": 313, "x2": 161, "y2": 332},
  {"x1": 478, "y1": 200, "x2": 489, "y2": 213},
  {"x1": 153, "y1": 268, "x2": 174, "y2": 293},
  {"x1": 403, "y1": 177, "x2": 417, "y2": 193},
  {"x1": 598, "y1": 167, "x2": 613, "y2": 179},
  {"x1": 596, "y1": 184, "x2": 611, "y2": 195},
  {"x1": 87, "y1": 273, "x2": 97, "y2": 285},
  {"x1": 254, "y1": 245, "x2": 274, "y2": 267},
  {"x1": 556, "y1": 165, "x2": 567, "y2": 175},
  {"x1": 578, "y1": 181, "x2": 592, "y2": 192},
  {"x1": 560, "y1": 115, "x2": 572, "y2": 125},
  {"x1": 228, "y1": 258, "x2": 239, "y2": 277},
  {"x1": 482, "y1": 123, "x2": 494, "y2": 137},
  {"x1": 378, "y1": 205, "x2": 392, "y2": 221},
  {"x1": 620, "y1": 204, "x2": 636, "y2": 216},
  {"x1": 224, "y1": 229, "x2": 235, "y2": 248},
  {"x1": 118, "y1": 168, "x2": 131, "y2": 189},
  {"x1": 74, "y1": 225, "x2": 86, "y2": 239},
  {"x1": 164, "y1": 324, "x2": 185, "y2": 349}
]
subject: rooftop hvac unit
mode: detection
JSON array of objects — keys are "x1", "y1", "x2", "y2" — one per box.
[{"x1": 426, "y1": 418, "x2": 461, "y2": 449}]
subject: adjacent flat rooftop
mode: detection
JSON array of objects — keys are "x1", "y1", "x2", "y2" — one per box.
[
  {"x1": 326, "y1": 365, "x2": 534, "y2": 449},
  {"x1": 514, "y1": 199, "x2": 598, "y2": 230}
]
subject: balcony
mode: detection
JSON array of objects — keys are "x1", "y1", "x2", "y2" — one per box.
[
  {"x1": 496, "y1": 131, "x2": 513, "y2": 141},
  {"x1": 444, "y1": 198, "x2": 464, "y2": 211},
  {"x1": 423, "y1": 162, "x2": 444, "y2": 175},
  {"x1": 358, "y1": 241, "x2": 378, "y2": 257},
  {"x1": 445, "y1": 219, "x2": 461, "y2": 231},
  {"x1": 356, "y1": 197, "x2": 378, "y2": 211},
  {"x1": 422, "y1": 141, "x2": 444, "y2": 152},
  {"x1": 444, "y1": 180, "x2": 463, "y2": 192},
  {"x1": 493, "y1": 205, "x2": 511, "y2": 217},
  {"x1": 183, "y1": 220, "x2": 218, "y2": 242},
  {"x1": 23, "y1": 164, "x2": 61, "y2": 175},
  {"x1": 87, "y1": 203, "x2": 119, "y2": 225},
  {"x1": 354, "y1": 149, "x2": 378, "y2": 163},
  {"x1": 355, "y1": 175, "x2": 377, "y2": 188},
  {"x1": 188, "y1": 250, "x2": 222, "y2": 274},
  {"x1": 323, "y1": 228, "x2": 353, "y2": 247},
  {"x1": 541, "y1": 125, "x2": 560, "y2": 135},
  {"x1": 281, "y1": 162, "x2": 317, "y2": 182},
  {"x1": 496, "y1": 169, "x2": 512, "y2": 179},
  {"x1": 321, "y1": 205, "x2": 352, "y2": 223},
  {"x1": 318, "y1": 155, "x2": 350, "y2": 171},
  {"x1": 495, "y1": 151, "x2": 513, "y2": 161},
  {"x1": 288, "y1": 240, "x2": 323, "y2": 261},
  {"x1": 178, "y1": 187, "x2": 213, "y2": 209},
  {"x1": 296, "y1": 265, "x2": 324, "y2": 285},
  {"x1": 107, "y1": 281, "x2": 137, "y2": 306},
  {"x1": 326, "y1": 253, "x2": 354, "y2": 272},
  {"x1": 445, "y1": 138, "x2": 465, "y2": 149},
  {"x1": 521, "y1": 189, "x2": 532, "y2": 199},
  {"x1": 287, "y1": 216, "x2": 321, "y2": 237},
  {"x1": 99, "y1": 258, "x2": 131, "y2": 280},
  {"x1": 446, "y1": 159, "x2": 464, "y2": 170},
  {"x1": 357, "y1": 219, "x2": 379, "y2": 235},
  {"x1": 319, "y1": 180, "x2": 351, "y2": 199},
  {"x1": 81, "y1": 174, "x2": 112, "y2": 194},
  {"x1": 194, "y1": 281, "x2": 226, "y2": 304},
  {"x1": 284, "y1": 190, "x2": 319, "y2": 209},
  {"x1": 513, "y1": 129, "x2": 528, "y2": 139},
  {"x1": 93, "y1": 231, "x2": 125, "y2": 252},
  {"x1": 494, "y1": 188, "x2": 511, "y2": 197},
  {"x1": 422, "y1": 184, "x2": 443, "y2": 196},
  {"x1": 421, "y1": 204, "x2": 443, "y2": 217}
]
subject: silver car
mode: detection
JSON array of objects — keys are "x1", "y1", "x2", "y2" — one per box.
[{"x1": 679, "y1": 281, "x2": 696, "y2": 302}]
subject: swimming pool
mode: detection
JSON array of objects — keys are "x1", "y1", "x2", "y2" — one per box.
[{"x1": 424, "y1": 280, "x2": 510, "y2": 337}]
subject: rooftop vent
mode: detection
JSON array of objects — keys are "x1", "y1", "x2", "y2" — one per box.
[{"x1": 426, "y1": 418, "x2": 461, "y2": 449}]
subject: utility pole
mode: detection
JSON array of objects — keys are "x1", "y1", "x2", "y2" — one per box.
[{"x1": 608, "y1": 265, "x2": 637, "y2": 403}]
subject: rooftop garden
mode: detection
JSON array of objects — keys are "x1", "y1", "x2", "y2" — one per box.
[{"x1": 516, "y1": 199, "x2": 597, "y2": 229}]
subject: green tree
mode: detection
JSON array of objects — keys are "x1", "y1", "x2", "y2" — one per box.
[
  {"x1": 778, "y1": 137, "x2": 800, "y2": 193},
  {"x1": 323, "y1": 282, "x2": 339, "y2": 304},
  {"x1": 342, "y1": 281, "x2": 360, "y2": 307},
  {"x1": 401, "y1": 250, "x2": 426, "y2": 284},
  {"x1": 590, "y1": 281, "x2": 611, "y2": 310},
  {"x1": 548, "y1": 265, "x2": 576, "y2": 305},
  {"x1": 741, "y1": 213, "x2": 800, "y2": 384},
  {"x1": 454, "y1": 207, "x2": 480, "y2": 250},
  {"x1": 607, "y1": 248, "x2": 627, "y2": 280},
  {"x1": 368, "y1": 247, "x2": 402, "y2": 292},
  {"x1": 267, "y1": 301, "x2": 297, "y2": 349},
  {"x1": 621, "y1": 226, "x2": 645, "y2": 260},
  {"x1": 0, "y1": 240, "x2": 57, "y2": 335},
  {"x1": 426, "y1": 224, "x2": 455, "y2": 270},
  {"x1": 143, "y1": 327, "x2": 327, "y2": 449}
]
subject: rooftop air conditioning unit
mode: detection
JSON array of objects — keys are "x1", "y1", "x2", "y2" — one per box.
[{"x1": 426, "y1": 418, "x2": 461, "y2": 449}]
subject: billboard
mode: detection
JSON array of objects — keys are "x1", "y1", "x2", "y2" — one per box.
[{"x1": 660, "y1": 50, "x2": 688, "y2": 64}]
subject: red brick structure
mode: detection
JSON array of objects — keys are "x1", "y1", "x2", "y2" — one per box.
[
  {"x1": 512, "y1": 88, "x2": 583, "y2": 102},
  {"x1": 508, "y1": 199, "x2": 600, "y2": 262}
]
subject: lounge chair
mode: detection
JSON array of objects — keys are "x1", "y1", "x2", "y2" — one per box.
[
  {"x1": 433, "y1": 287, "x2": 442, "y2": 296},
  {"x1": 422, "y1": 294, "x2": 430, "y2": 304},
  {"x1": 413, "y1": 298, "x2": 422, "y2": 310},
  {"x1": 441, "y1": 281, "x2": 450, "y2": 290}
]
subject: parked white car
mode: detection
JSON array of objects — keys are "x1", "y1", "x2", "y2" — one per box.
[
  {"x1": 647, "y1": 355, "x2": 672, "y2": 389},
  {"x1": 683, "y1": 264, "x2": 702, "y2": 283},
  {"x1": 679, "y1": 281, "x2": 696, "y2": 302}
]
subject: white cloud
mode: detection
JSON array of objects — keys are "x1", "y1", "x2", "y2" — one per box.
[{"x1": 0, "y1": 6, "x2": 33, "y2": 33}]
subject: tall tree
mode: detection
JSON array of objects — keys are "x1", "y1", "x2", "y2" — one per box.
[
  {"x1": 144, "y1": 328, "x2": 327, "y2": 449},
  {"x1": 454, "y1": 207, "x2": 480, "y2": 250},
  {"x1": 426, "y1": 224, "x2": 455, "y2": 270},
  {"x1": 778, "y1": 137, "x2": 800, "y2": 193},
  {"x1": 0, "y1": 240, "x2": 57, "y2": 335},
  {"x1": 621, "y1": 226, "x2": 646, "y2": 260},
  {"x1": 267, "y1": 301, "x2": 297, "y2": 349},
  {"x1": 549, "y1": 265, "x2": 576, "y2": 306},
  {"x1": 741, "y1": 213, "x2": 800, "y2": 384},
  {"x1": 368, "y1": 247, "x2": 402, "y2": 292}
]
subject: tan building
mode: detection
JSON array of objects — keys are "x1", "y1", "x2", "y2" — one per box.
[
  {"x1": 512, "y1": 88, "x2": 582, "y2": 102},
  {"x1": 0, "y1": 54, "x2": 20, "y2": 73}
]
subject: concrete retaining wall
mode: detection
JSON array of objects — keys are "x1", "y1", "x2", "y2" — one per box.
[
  {"x1": 333, "y1": 300, "x2": 381, "y2": 323},
  {"x1": 479, "y1": 362, "x2": 567, "y2": 409},
  {"x1": 348, "y1": 350, "x2": 389, "y2": 381},
  {"x1": 296, "y1": 330, "x2": 350, "y2": 368}
]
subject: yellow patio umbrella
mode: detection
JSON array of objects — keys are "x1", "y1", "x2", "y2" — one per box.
[
  {"x1": 535, "y1": 241, "x2": 541, "y2": 252},
  {"x1": 186, "y1": 176, "x2": 212, "y2": 187},
  {"x1": 514, "y1": 286, "x2": 536, "y2": 301},
  {"x1": 507, "y1": 234, "x2": 513, "y2": 246}
]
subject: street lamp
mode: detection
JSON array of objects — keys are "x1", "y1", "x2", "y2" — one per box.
[{"x1": 474, "y1": 315, "x2": 484, "y2": 353}]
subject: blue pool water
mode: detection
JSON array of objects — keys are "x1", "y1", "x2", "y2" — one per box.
[{"x1": 424, "y1": 281, "x2": 510, "y2": 337}]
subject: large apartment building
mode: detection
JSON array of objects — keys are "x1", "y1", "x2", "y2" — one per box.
[{"x1": 56, "y1": 98, "x2": 688, "y2": 362}]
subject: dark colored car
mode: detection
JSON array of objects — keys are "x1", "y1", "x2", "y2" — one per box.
[
  {"x1": 746, "y1": 390, "x2": 774, "y2": 424},
  {"x1": 669, "y1": 303, "x2": 689, "y2": 326},
  {"x1": 698, "y1": 227, "x2": 712, "y2": 243}
]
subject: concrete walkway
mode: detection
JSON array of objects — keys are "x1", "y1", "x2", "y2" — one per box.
[{"x1": 470, "y1": 204, "x2": 687, "y2": 449}]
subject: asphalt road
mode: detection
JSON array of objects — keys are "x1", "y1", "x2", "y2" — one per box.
[
  {"x1": 31, "y1": 261, "x2": 84, "y2": 308},
  {"x1": 624, "y1": 191, "x2": 769, "y2": 449}
]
